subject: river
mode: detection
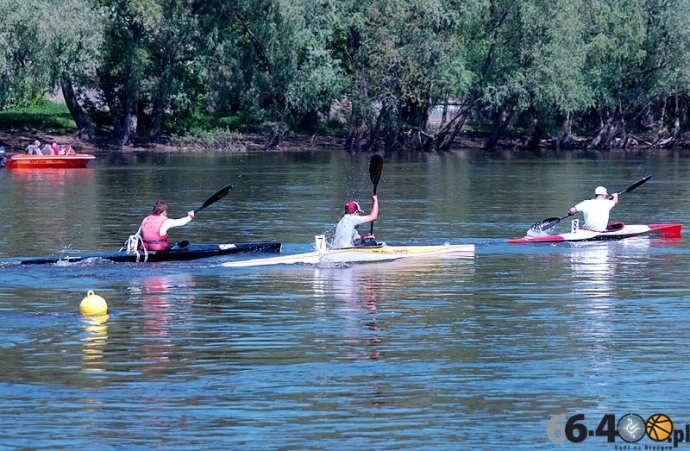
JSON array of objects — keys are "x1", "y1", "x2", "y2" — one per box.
[{"x1": 1, "y1": 148, "x2": 689, "y2": 450}]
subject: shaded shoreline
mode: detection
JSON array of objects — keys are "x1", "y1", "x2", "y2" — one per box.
[
  {"x1": 2, "y1": 129, "x2": 687, "y2": 154},
  {"x1": 0, "y1": 129, "x2": 514, "y2": 154}
]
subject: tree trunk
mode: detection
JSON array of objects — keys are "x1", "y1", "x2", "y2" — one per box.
[
  {"x1": 120, "y1": 92, "x2": 137, "y2": 146},
  {"x1": 361, "y1": 106, "x2": 384, "y2": 152},
  {"x1": 438, "y1": 113, "x2": 468, "y2": 151},
  {"x1": 527, "y1": 109, "x2": 544, "y2": 151},
  {"x1": 60, "y1": 73, "x2": 95, "y2": 140},
  {"x1": 419, "y1": 103, "x2": 465, "y2": 151},
  {"x1": 650, "y1": 96, "x2": 683, "y2": 148},
  {"x1": 345, "y1": 115, "x2": 366, "y2": 151},
  {"x1": 150, "y1": 71, "x2": 170, "y2": 137},
  {"x1": 424, "y1": 97, "x2": 480, "y2": 151},
  {"x1": 556, "y1": 112, "x2": 575, "y2": 149},
  {"x1": 483, "y1": 108, "x2": 515, "y2": 151},
  {"x1": 673, "y1": 95, "x2": 681, "y2": 138},
  {"x1": 440, "y1": 96, "x2": 449, "y2": 127},
  {"x1": 588, "y1": 110, "x2": 623, "y2": 149},
  {"x1": 97, "y1": 68, "x2": 122, "y2": 139},
  {"x1": 266, "y1": 122, "x2": 286, "y2": 149},
  {"x1": 658, "y1": 98, "x2": 668, "y2": 135},
  {"x1": 422, "y1": 63, "x2": 437, "y2": 133}
]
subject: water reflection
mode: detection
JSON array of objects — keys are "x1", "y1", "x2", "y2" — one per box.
[
  {"x1": 128, "y1": 273, "x2": 196, "y2": 377},
  {"x1": 7, "y1": 167, "x2": 95, "y2": 182},
  {"x1": 314, "y1": 266, "x2": 382, "y2": 361},
  {"x1": 81, "y1": 313, "x2": 110, "y2": 372},
  {"x1": 569, "y1": 243, "x2": 618, "y2": 298}
]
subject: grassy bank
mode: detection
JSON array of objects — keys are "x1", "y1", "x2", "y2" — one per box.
[{"x1": 0, "y1": 102, "x2": 77, "y2": 132}]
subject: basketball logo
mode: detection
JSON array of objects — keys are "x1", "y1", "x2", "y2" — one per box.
[{"x1": 646, "y1": 413, "x2": 673, "y2": 441}]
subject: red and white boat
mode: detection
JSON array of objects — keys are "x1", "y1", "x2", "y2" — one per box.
[
  {"x1": 508, "y1": 222, "x2": 682, "y2": 244},
  {"x1": 5, "y1": 153, "x2": 95, "y2": 169}
]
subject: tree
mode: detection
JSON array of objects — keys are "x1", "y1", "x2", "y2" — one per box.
[
  {"x1": 335, "y1": 0, "x2": 474, "y2": 151},
  {"x1": 94, "y1": 0, "x2": 163, "y2": 144},
  {"x1": 0, "y1": 0, "x2": 100, "y2": 139},
  {"x1": 48, "y1": 0, "x2": 102, "y2": 138},
  {"x1": 634, "y1": 0, "x2": 690, "y2": 147},
  {"x1": 209, "y1": 0, "x2": 345, "y2": 147}
]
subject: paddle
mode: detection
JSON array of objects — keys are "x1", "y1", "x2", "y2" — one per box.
[
  {"x1": 195, "y1": 183, "x2": 233, "y2": 213},
  {"x1": 527, "y1": 175, "x2": 652, "y2": 234},
  {"x1": 369, "y1": 155, "x2": 383, "y2": 235}
]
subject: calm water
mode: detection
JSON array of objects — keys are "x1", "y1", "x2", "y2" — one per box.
[{"x1": 2, "y1": 148, "x2": 690, "y2": 450}]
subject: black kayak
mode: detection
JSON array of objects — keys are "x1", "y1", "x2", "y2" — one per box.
[{"x1": 20, "y1": 240, "x2": 282, "y2": 265}]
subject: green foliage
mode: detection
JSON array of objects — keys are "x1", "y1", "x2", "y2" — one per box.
[
  {"x1": 168, "y1": 127, "x2": 246, "y2": 152},
  {"x1": 2, "y1": 0, "x2": 690, "y2": 149},
  {"x1": 163, "y1": 109, "x2": 265, "y2": 135},
  {"x1": 0, "y1": 0, "x2": 102, "y2": 108},
  {"x1": 0, "y1": 102, "x2": 76, "y2": 131}
]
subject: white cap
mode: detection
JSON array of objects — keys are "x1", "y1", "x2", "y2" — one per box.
[{"x1": 594, "y1": 186, "x2": 608, "y2": 196}]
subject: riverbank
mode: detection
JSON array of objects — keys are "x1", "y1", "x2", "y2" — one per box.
[
  {"x1": 0, "y1": 129, "x2": 495, "y2": 154},
  {"x1": 3, "y1": 128, "x2": 686, "y2": 154},
  {"x1": 0, "y1": 129, "x2": 351, "y2": 154}
]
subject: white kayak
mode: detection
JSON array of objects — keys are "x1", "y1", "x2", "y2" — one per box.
[
  {"x1": 223, "y1": 235, "x2": 475, "y2": 267},
  {"x1": 508, "y1": 221, "x2": 682, "y2": 244}
]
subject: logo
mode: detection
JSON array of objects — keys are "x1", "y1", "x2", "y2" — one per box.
[
  {"x1": 647, "y1": 414, "x2": 674, "y2": 442},
  {"x1": 547, "y1": 413, "x2": 689, "y2": 447},
  {"x1": 618, "y1": 414, "x2": 645, "y2": 443}
]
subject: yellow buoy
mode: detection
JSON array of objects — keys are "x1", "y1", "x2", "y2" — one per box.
[{"x1": 80, "y1": 290, "x2": 108, "y2": 316}]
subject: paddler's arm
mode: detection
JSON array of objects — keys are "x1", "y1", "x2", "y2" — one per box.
[
  {"x1": 610, "y1": 192, "x2": 619, "y2": 204},
  {"x1": 359, "y1": 194, "x2": 379, "y2": 241},
  {"x1": 160, "y1": 210, "x2": 195, "y2": 235},
  {"x1": 360, "y1": 194, "x2": 378, "y2": 224}
]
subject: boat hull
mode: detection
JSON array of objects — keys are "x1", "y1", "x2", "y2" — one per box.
[
  {"x1": 222, "y1": 242, "x2": 475, "y2": 267},
  {"x1": 5, "y1": 153, "x2": 96, "y2": 169},
  {"x1": 508, "y1": 223, "x2": 682, "y2": 244},
  {"x1": 20, "y1": 241, "x2": 282, "y2": 264}
]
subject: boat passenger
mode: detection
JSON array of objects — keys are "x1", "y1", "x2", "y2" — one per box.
[
  {"x1": 139, "y1": 200, "x2": 195, "y2": 250},
  {"x1": 50, "y1": 142, "x2": 60, "y2": 155},
  {"x1": 332, "y1": 194, "x2": 378, "y2": 249},
  {"x1": 568, "y1": 186, "x2": 618, "y2": 231},
  {"x1": 25, "y1": 140, "x2": 42, "y2": 155}
]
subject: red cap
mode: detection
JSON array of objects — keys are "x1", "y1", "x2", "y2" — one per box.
[{"x1": 344, "y1": 201, "x2": 363, "y2": 214}]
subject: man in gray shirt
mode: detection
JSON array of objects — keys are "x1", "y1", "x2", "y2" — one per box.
[{"x1": 25, "y1": 140, "x2": 42, "y2": 155}]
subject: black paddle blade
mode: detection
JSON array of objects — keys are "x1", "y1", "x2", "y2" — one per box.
[
  {"x1": 195, "y1": 184, "x2": 232, "y2": 213},
  {"x1": 528, "y1": 215, "x2": 568, "y2": 235},
  {"x1": 368, "y1": 155, "x2": 383, "y2": 235},
  {"x1": 369, "y1": 155, "x2": 383, "y2": 194},
  {"x1": 617, "y1": 175, "x2": 652, "y2": 195}
]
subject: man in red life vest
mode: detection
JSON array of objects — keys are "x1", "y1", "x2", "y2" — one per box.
[{"x1": 139, "y1": 200, "x2": 195, "y2": 250}]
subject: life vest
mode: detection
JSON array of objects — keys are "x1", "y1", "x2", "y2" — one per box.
[{"x1": 140, "y1": 214, "x2": 169, "y2": 250}]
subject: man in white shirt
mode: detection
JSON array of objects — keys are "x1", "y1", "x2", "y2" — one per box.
[{"x1": 568, "y1": 186, "x2": 618, "y2": 231}]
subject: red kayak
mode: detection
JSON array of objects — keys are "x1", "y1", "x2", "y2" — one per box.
[
  {"x1": 508, "y1": 222, "x2": 682, "y2": 244},
  {"x1": 5, "y1": 153, "x2": 96, "y2": 169}
]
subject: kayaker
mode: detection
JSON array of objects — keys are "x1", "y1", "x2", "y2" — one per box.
[
  {"x1": 568, "y1": 186, "x2": 618, "y2": 231},
  {"x1": 332, "y1": 194, "x2": 379, "y2": 248},
  {"x1": 139, "y1": 200, "x2": 195, "y2": 250}
]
